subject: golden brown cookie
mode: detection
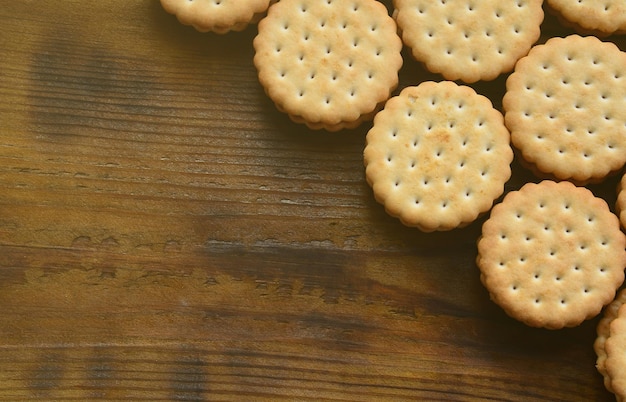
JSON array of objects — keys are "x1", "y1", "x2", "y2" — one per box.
[
  {"x1": 393, "y1": 0, "x2": 544, "y2": 83},
  {"x1": 161, "y1": 0, "x2": 273, "y2": 34},
  {"x1": 605, "y1": 303, "x2": 626, "y2": 401},
  {"x1": 616, "y1": 172, "x2": 626, "y2": 230},
  {"x1": 546, "y1": 0, "x2": 626, "y2": 36},
  {"x1": 595, "y1": 288, "x2": 626, "y2": 395},
  {"x1": 253, "y1": 0, "x2": 403, "y2": 131},
  {"x1": 503, "y1": 35, "x2": 626, "y2": 184},
  {"x1": 477, "y1": 180, "x2": 626, "y2": 329},
  {"x1": 364, "y1": 81, "x2": 513, "y2": 231}
]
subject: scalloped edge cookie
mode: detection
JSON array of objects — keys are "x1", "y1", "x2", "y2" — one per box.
[
  {"x1": 477, "y1": 180, "x2": 626, "y2": 329},
  {"x1": 161, "y1": 0, "x2": 274, "y2": 34},
  {"x1": 595, "y1": 288, "x2": 626, "y2": 395},
  {"x1": 503, "y1": 35, "x2": 626, "y2": 184},
  {"x1": 253, "y1": 0, "x2": 403, "y2": 131},
  {"x1": 393, "y1": 0, "x2": 543, "y2": 83},
  {"x1": 546, "y1": 0, "x2": 626, "y2": 36},
  {"x1": 364, "y1": 81, "x2": 513, "y2": 231}
]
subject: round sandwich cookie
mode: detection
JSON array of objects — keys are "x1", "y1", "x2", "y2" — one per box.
[
  {"x1": 364, "y1": 81, "x2": 513, "y2": 232},
  {"x1": 595, "y1": 288, "x2": 626, "y2": 396},
  {"x1": 616, "y1": 172, "x2": 626, "y2": 230},
  {"x1": 546, "y1": 0, "x2": 626, "y2": 36},
  {"x1": 392, "y1": 0, "x2": 544, "y2": 83},
  {"x1": 477, "y1": 180, "x2": 626, "y2": 329},
  {"x1": 253, "y1": 0, "x2": 403, "y2": 131},
  {"x1": 503, "y1": 35, "x2": 626, "y2": 184},
  {"x1": 160, "y1": 0, "x2": 274, "y2": 34},
  {"x1": 604, "y1": 301, "x2": 626, "y2": 401}
]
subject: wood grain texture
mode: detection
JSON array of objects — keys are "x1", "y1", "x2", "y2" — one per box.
[{"x1": 0, "y1": 1, "x2": 624, "y2": 400}]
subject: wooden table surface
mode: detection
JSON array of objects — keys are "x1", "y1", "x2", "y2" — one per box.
[{"x1": 1, "y1": 1, "x2": 625, "y2": 400}]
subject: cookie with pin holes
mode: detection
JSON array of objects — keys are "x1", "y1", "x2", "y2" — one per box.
[
  {"x1": 477, "y1": 180, "x2": 626, "y2": 330},
  {"x1": 503, "y1": 35, "x2": 626, "y2": 184},
  {"x1": 546, "y1": 0, "x2": 626, "y2": 36},
  {"x1": 364, "y1": 81, "x2": 513, "y2": 232},
  {"x1": 160, "y1": 0, "x2": 274, "y2": 33},
  {"x1": 595, "y1": 288, "x2": 626, "y2": 397},
  {"x1": 393, "y1": 0, "x2": 544, "y2": 83},
  {"x1": 253, "y1": 0, "x2": 403, "y2": 131}
]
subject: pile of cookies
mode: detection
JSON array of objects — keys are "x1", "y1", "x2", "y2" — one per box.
[{"x1": 160, "y1": 0, "x2": 626, "y2": 398}]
